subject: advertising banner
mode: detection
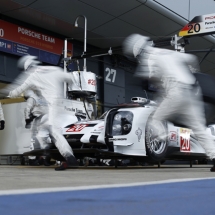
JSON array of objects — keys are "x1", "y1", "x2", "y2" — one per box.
[{"x1": 0, "y1": 20, "x2": 72, "y2": 65}]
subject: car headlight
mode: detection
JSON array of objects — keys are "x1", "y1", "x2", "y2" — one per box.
[
  {"x1": 112, "y1": 111, "x2": 133, "y2": 136},
  {"x1": 112, "y1": 124, "x2": 121, "y2": 132},
  {"x1": 125, "y1": 113, "x2": 133, "y2": 122},
  {"x1": 123, "y1": 124, "x2": 131, "y2": 131},
  {"x1": 114, "y1": 114, "x2": 122, "y2": 121}
]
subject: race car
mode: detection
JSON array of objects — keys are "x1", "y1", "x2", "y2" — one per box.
[{"x1": 60, "y1": 96, "x2": 215, "y2": 164}]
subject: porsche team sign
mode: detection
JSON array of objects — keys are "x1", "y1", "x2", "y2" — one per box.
[
  {"x1": 179, "y1": 13, "x2": 215, "y2": 37},
  {"x1": 0, "y1": 19, "x2": 72, "y2": 64}
]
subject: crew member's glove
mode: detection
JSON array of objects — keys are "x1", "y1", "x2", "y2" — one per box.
[
  {"x1": 25, "y1": 114, "x2": 36, "y2": 129},
  {"x1": 8, "y1": 90, "x2": 17, "y2": 98},
  {"x1": 25, "y1": 119, "x2": 32, "y2": 129},
  {"x1": 0, "y1": 120, "x2": 5, "y2": 130}
]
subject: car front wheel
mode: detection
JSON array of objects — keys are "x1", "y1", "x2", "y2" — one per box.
[{"x1": 145, "y1": 118, "x2": 168, "y2": 162}]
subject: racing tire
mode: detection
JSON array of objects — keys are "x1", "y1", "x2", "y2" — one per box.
[{"x1": 145, "y1": 117, "x2": 168, "y2": 162}]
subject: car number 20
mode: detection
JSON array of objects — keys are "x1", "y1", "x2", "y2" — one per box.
[{"x1": 180, "y1": 128, "x2": 190, "y2": 152}]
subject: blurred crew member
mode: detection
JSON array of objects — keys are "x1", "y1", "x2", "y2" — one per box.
[
  {"x1": 24, "y1": 89, "x2": 51, "y2": 166},
  {"x1": 9, "y1": 55, "x2": 80, "y2": 171},
  {"x1": 123, "y1": 34, "x2": 215, "y2": 172},
  {"x1": 0, "y1": 102, "x2": 5, "y2": 130}
]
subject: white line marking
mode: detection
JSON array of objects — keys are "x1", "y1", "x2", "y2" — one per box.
[{"x1": 0, "y1": 177, "x2": 215, "y2": 196}]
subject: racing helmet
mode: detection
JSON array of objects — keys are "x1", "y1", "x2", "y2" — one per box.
[
  {"x1": 122, "y1": 34, "x2": 150, "y2": 58},
  {"x1": 17, "y1": 55, "x2": 41, "y2": 71}
]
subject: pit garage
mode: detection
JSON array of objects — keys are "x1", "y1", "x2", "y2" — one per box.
[{"x1": 1, "y1": 1, "x2": 215, "y2": 214}]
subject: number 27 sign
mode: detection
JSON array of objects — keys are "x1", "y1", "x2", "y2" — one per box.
[{"x1": 180, "y1": 128, "x2": 191, "y2": 152}]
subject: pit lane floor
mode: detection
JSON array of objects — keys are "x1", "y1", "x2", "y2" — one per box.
[
  {"x1": 0, "y1": 164, "x2": 214, "y2": 190},
  {"x1": 0, "y1": 164, "x2": 215, "y2": 215}
]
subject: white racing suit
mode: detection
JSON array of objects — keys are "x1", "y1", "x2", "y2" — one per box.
[
  {"x1": 9, "y1": 66, "x2": 81, "y2": 165},
  {"x1": 141, "y1": 47, "x2": 215, "y2": 159},
  {"x1": 24, "y1": 90, "x2": 50, "y2": 151},
  {"x1": 0, "y1": 102, "x2": 5, "y2": 130}
]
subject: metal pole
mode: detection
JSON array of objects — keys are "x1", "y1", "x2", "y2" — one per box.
[
  {"x1": 174, "y1": 34, "x2": 177, "y2": 51},
  {"x1": 74, "y1": 15, "x2": 87, "y2": 71},
  {"x1": 64, "y1": 38, "x2": 67, "y2": 98},
  {"x1": 84, "y1": 16, "x2": 87, "y2": 71}
]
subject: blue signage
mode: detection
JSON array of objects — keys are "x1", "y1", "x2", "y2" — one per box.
[{"x1": 0, "y1": 38, "x2": 60, "y2": 65}]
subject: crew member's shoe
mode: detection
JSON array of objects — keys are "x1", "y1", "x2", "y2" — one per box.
[
  {"x1": 55, "y1": 156, "x2": 79, "y2": 171},
  {"x1": 55, "y1": 162, "x2": 68, "y2": 171},
  {"x1": 210, "y1": 159, "x2": 215, "y2": 172}
]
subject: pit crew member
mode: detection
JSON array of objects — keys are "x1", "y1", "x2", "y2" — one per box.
[{"x1": 123, "y1": 34, "x2": 215, "y2": 172}]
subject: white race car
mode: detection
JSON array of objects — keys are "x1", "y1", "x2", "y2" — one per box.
[{"x1": 60, "y1": 96, "x2": 215, "y2": 164}]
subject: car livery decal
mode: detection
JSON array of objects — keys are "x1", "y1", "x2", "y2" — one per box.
[
  {"x1": 135, "y1": 128, "x2": 142, "y2": 142},
  {"x1": 180, "y1": 128, "x2": 191, "y2": 152},
  {"x1": 94, "y1": 126, "x2": 104, "y2": 131},
  {"x1": 169, "y1": 131, "x2": 177, "y2": 142},
  {"x1": 109, "y1": 138, "x2": 127, "y2": 142},
  {"x1": 65, "y1": 123, "x2": 97, "y2": 128},
  {"x1": 66, "y1": 124, "x2": 88, "y2": 132}
]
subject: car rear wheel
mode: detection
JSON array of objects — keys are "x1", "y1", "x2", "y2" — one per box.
[{"x1": 145, "y1": 118, "x2": 168, "y2": 162}]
